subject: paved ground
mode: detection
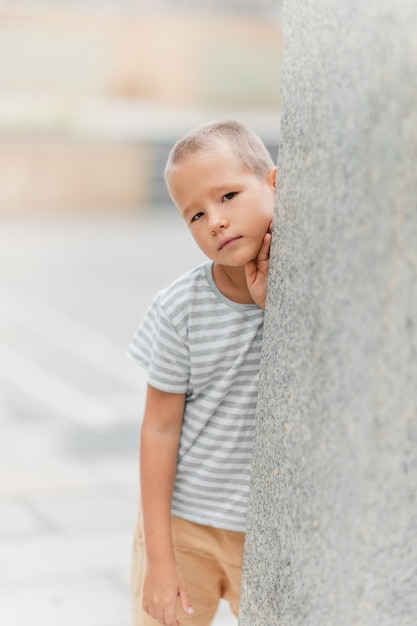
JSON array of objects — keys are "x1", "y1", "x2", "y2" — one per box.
[{"x1": 0, "y1": 212, "x2": 238, "y2": 626}]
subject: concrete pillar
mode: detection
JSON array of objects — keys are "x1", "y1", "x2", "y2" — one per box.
[{"x1": 240, "y1": 1, "x2": 417, "y2": 625}]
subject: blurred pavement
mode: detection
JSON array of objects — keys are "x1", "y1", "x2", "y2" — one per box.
[{"x1": 0, "y1": 212, "x2": 238, "y2": 626}]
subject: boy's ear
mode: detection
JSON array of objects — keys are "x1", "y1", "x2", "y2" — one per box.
[{"x1": 267, "y1": 166, "x2": 278, "y2": 189}]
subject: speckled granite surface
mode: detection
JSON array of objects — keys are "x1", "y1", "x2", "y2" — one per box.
[{"x1": 240, "y1": 2, "x2": 417, "y2": 624}]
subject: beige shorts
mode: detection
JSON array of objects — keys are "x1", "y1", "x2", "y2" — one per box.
[{"x1": 131, "y1": 514, "x2": 245, "y2": 626}]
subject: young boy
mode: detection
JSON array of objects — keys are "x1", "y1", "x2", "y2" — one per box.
[{"x1": 128, "y1": 120, "x2": 277, "y2": 626}]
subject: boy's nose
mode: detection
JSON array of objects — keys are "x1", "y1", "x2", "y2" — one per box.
[{"x1": 209, "y1": 209, "x2": 229, "y2": 232}]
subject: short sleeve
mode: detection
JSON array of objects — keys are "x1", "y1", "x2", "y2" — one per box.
[{"x1": 127, "y1": 295, "x2": 190, "y2": 393}]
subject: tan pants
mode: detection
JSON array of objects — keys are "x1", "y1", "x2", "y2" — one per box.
[{"x1": 131, "y1": 515, "x2": 245, "y2": 626}]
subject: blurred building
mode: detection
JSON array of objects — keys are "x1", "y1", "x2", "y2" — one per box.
[{"x1": 0, "y1": 1, "x2": 283, "y2": 214}]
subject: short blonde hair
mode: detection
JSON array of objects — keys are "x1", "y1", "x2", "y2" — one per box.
[{"x1": 164, "y1": 120, "x2": 275, "y2": 181}]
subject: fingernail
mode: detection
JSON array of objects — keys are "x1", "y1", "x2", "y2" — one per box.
[{"x1": 187, "y1": 607, "x2": 194, "y2": 614}]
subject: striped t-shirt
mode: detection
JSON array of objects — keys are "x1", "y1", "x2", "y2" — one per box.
[{"x1": 128, "y1": 261, "x2": 264, "y2": 532}]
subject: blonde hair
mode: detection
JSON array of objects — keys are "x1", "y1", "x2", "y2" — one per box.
[{"x1": 164, "y1": 120, "x2": 275, "y2": 181}]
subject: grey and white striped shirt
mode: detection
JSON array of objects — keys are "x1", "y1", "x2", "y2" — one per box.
[{"x1": 128, "y1": 261, "x2": 264, "y2": 531}]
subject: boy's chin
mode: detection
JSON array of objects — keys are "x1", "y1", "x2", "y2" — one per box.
[
  {"x1": 211, "y1": 245, "x2": 261, "y2": 268},
  {"x1": 216, "y1": 256, "x2": 255, "y2": 269}
]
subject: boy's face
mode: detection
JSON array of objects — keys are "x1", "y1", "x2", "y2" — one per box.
[{"x1": 166, "y1": 143, "x2": 276, "y2": 267}]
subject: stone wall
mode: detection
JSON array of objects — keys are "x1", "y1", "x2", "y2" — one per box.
[{"x1": 240, "y1": 1, "x2": 417, "y2": 624}]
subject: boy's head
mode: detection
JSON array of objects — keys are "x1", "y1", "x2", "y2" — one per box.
[
  {"x1": 165, "y1": 120, "x2": 277, "y2": 269},
  {"x1": 164, "y1": 120, "x2": 275, "y2": 182}
]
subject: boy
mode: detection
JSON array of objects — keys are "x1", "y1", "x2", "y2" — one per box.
[{"x1": 128, "y1": 120, "x2": 277, "y2": 626}]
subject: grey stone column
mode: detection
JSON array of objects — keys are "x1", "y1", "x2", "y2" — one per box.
[{"x1": 240, "y1": 1, "x2": 417, "y2": 625}]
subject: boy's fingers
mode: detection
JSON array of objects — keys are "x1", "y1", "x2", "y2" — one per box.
[
  {"x1": 162, "y1": 610, "x2": 179, "y2": 626},
  {"x1": 179, "y1": 588, "x2": 194, "y2": 616},
  {"x1": 245, "y1": 232, "x2": 270, "y2": 279},
  {"x1": 244, "y1": 259, "x2": 256, "y2": 285},
  {"x1": 161, "y1": 606, "x2": 178, "y2": 626},
  {"x1": 257, "y1": 232, "x2": 272, "y2": 262}
]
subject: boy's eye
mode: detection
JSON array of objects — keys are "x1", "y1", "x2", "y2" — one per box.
[
  {"x1": 223, "y1": 192, "x2": 236, "y2": 202},
  {"x1": 191, "y1": 212, "x2": 204, "y2": 223}
]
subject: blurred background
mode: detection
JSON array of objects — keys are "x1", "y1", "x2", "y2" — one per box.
[
  {"x1": 0, "y1": 0, "x2": 282, "y2": 214},
  {"x1": 0, "y1": 1, "x2": 283, "y2": 624}
]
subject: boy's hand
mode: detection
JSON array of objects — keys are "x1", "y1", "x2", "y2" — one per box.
[
  {"x1": 245, "y1": 221, "x2": 272, "y2": 309},
  {"x1": 143, "y1": 560, "x2": 193, "y2": 626}
]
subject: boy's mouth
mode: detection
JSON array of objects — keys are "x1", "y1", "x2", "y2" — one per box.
[{"x1": 218, "y1": 236, "x2": 241, "y2": 250}]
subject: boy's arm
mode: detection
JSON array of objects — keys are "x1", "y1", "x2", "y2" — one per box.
[
  {"x1": 140, "y1": 384, "x2": 193, "y2": 626},
  {"x1": 245, "y1": 221, "x2": 272, "y2": 309}
]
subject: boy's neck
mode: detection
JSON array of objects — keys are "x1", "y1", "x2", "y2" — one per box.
[{"x1": 212, "y1": 262, "x2": 254, "y2": 305}]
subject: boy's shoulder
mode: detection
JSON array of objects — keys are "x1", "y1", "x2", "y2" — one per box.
[{"x1": 156, "y1": 261, "x2": 212, "y2": 309}]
